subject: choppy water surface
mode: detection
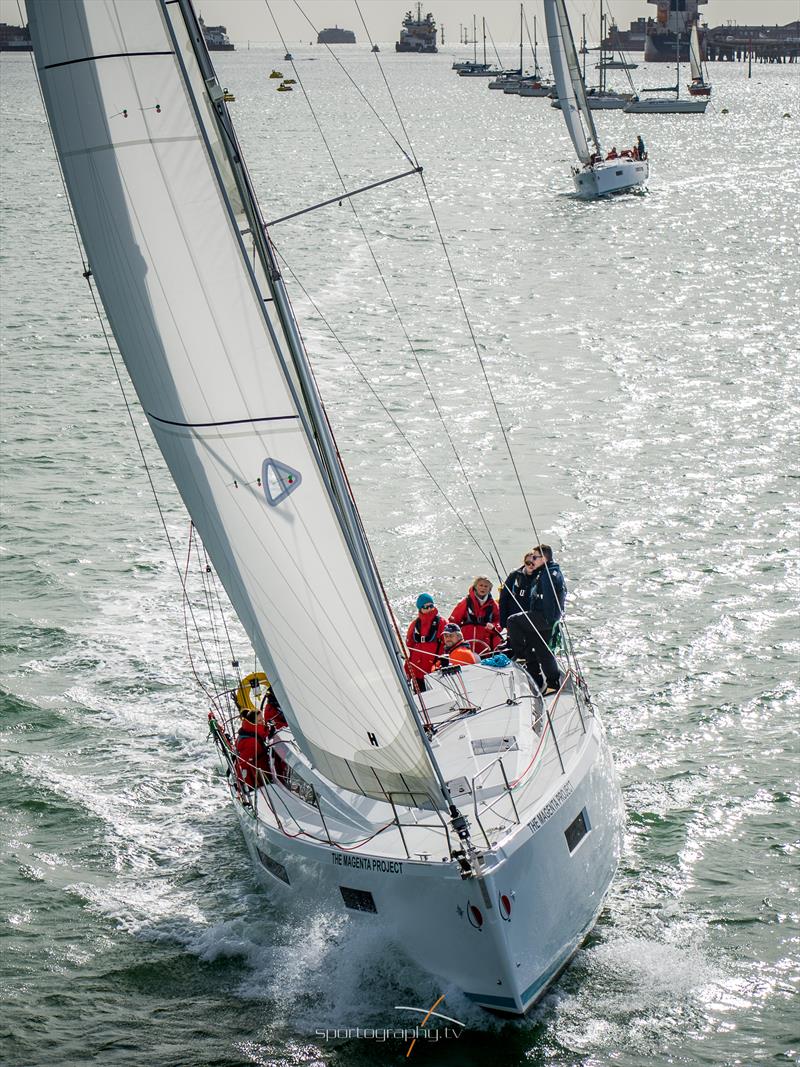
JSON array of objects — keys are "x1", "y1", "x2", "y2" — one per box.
[{"x1": 1, "y1": 40, "x2": 799, "y2": 1067}]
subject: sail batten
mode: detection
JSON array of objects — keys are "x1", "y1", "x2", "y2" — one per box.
[{"x1": 28, "y1": 0, "x2": 444, "y2": 808}]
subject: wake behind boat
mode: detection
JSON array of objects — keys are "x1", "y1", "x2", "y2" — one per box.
[
  {"x1": 544, "y1": 0, "x2": 648, "y2": 197},
  {"x1": 28, "y1": 0, "x2": 625, "y2": 1014}
]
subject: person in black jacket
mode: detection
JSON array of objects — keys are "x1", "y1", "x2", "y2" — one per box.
[{"x1": 504, "y1": 545, "x2": 567, "y2": 695}]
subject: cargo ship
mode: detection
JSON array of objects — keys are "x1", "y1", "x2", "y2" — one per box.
[
  {"x1": 0, "y1": 22, "x2": 32, "y2": 51},
  {"x1": 396, "y1": 4, "x2": 438, "y2": 54},
  {"x1": 645, "y1": 0, "x2": 707, "y2": 62},
  {"x1": 199, "y1": 16, "x2": 234, "y2": 51}
]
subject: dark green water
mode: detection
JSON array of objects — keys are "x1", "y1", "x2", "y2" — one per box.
[{"x1": 1, "y1": 38, "x2": 798, "y2": 1067}]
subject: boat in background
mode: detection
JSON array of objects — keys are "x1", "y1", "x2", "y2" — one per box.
[
  {"x1": 625, "y1": 30, "x2": 708, "y2": 113},
  {"x1": 29, "y1": 0, "x2": 626, "y2": 1017},
  {"x1": 544, "y1": 0, "x2": 648, "y2": 197},
  {"x1": 200, "y1": 14, "x2": 233, "y2": 52},
  {"x1": 396, "y1": 3, "x2": 438, "y2": 53},
  {"x1": 687, "y1": 20, "x2": 712, "y2": 96}
]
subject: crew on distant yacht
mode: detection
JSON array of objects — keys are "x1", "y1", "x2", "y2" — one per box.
[
  {"x1": 448, "y1": 576, "x2": 502, "y2": 654},
  {"x1": 505, "y1": 545, "x2": 567, "y2": 695},
  {"x1": 405, "y1": 593, "x2": 446, "y2": 690},
  {"x1": 437, "y1": 623, "x2": 481, "y2": 668}
]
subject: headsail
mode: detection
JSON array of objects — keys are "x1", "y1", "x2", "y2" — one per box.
[
  {"x1": 28, "y1": 0, "x2": 445, "y2": 808},
  {"x1": 544, "y1": 0, "x2": 601, "y2": 165}
]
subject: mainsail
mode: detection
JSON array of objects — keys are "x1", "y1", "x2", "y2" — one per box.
[
  {"x1": 544, "y1": 0, "x2": 601, "y2": 165},
  {"x1": 28, "y1": 0, "x2": 445, "y2": 807},
  {"x1": 689, "y1": 22, "x2": 703, "y2": 82}
]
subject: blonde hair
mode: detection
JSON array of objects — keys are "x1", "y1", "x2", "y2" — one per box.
[{"x1": 472, "y1": 575, "x2": 491, "y2": 587}]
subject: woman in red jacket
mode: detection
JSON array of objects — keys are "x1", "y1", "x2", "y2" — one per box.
[
  {"x1": 448, "y1": 576, "x2": 501, "y2": 654},
  {"x1": 405, "y1": 593, "x2": 446, "y2": 690}
]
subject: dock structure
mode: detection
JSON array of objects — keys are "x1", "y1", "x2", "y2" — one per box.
[{"x1": 706, "y1": 22, "x2": 799, "y2": 63}]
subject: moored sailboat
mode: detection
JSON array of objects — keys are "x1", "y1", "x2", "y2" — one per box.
[
  {"x1": 28, "y1": 0, "x2": 625, "y2": 1013},
  {"x1": 544, "y1": 0, "x2": 648, "y2": 197},
  {"x1": 624, "y1": 30, "x2": 708, "y2": 113},
  {"x1": 687, "y1": 19, "x2": 711, "y2": 96}
]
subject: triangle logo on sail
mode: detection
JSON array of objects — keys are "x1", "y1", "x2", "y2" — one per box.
[{"x1": 261, "y1": 457, "x2": 302, "y2": 506}]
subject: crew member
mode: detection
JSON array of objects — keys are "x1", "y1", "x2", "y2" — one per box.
[
  {"x1": 405, "y1": 593, "x2": 446, "y2": 690},
  {"x1": 437, "y1": 623, "x2": 481, "y2": 667},
  {"x1": 235, "y1": 707, "x2": 273, "y2": 789},
  {"x1": 449, "y1": 576, "x2": 502, "y2": 653},
  {"x1": 505, "y1": 544, "x2": 567, "y2": 695}
]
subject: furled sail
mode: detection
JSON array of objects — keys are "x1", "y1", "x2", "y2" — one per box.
[
  {"x1": 544, "y1": 0, "x2": 601, "y2": 165},
  {"x1": 689, "y1": 22, "x2": 703, "y2": 82},
  {"x1": 28, "y1": 0, "x2": 445, "y2": 808}
]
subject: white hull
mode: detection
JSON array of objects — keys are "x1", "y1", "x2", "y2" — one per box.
[
  {"x1": 552, "y1": 93, "x2": 634, "y2": 111},
  {"x1": 572, "y1": 158, "x2": 648, "y2": 198},
  {"x1": 624, "y1": 97, "x2": 708, "y2": 114},
  {"x1": 519, "y1": 83, "x2": 554, "y2": 97},
  {"x1": 218, "y1": 664, "x2": 624, "y2": 1013}
]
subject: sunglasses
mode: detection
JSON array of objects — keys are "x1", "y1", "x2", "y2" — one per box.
[
  {"x1": 525, "y1": 556, "x2": 542, "y2": 564},
  {"x1": 420, "y1": 604, "x2": 436, "y2": 611}
]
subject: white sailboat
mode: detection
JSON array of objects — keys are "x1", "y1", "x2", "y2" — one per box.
[
  {"x1": 544, "y1": 0, "x2": 648, "y2": 197},
  {"x1": 687, "y1": 20, "x2": 712, "y2": 96},
  {"x1": 552, "y1": 2, "x2": 636, "y2": 110},
  {"x1": 28, "y1": 0, "x2": 624, "y2": 1014},
  {"x1": 624, "y1": 31, "x2": 709, "y2": 113},
  {"x1": 518, "y1": 12, "x2": 556, "y2": 98}
]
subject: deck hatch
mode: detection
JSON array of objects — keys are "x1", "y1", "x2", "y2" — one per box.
[
  {"x1": 340, "y1": 886, "x2": 377, "y2": 913},
  {"x1": 471, "y1": 736, "x2": 519, "y2": 755},
  {"x1": 565, "y1": 808, "x2": 590, "y2": 853}
]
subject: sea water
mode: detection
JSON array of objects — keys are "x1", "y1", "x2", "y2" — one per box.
[{"x1": 1, "y1": 42, "x2": 798, "y2": 1067}]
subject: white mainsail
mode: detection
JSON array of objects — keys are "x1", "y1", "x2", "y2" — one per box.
[
  {"x1": 544, "y1": 0, "x2": 601, "y2": 165},
  {"x1": 27, "y1": 0, "x2": 445, "y2": 807},
  {"x1": 689, "y1": 22, "x2": 703, "y2": 82}
]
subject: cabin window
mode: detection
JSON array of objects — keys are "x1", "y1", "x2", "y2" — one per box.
[
  {"x1": 340, "y1": 886, "x2": 377, "y2": 913},
  {"x1": 565, "y1": 808, "x2": 590, "y2": 853},
  {"x1": 256, "y1": 847, "x2": 290, "y2": 884}
]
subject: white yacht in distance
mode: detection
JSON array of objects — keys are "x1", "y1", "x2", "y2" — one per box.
[
  {"x1": 625, "y1": 29, "x2": 708, "y2": 113},
  {"x1": 544, "y1": 0, "x2": 648, "y2": 197},
  {"x1": 28, "y1": 0, "x2": 625, "y2": 1014}
]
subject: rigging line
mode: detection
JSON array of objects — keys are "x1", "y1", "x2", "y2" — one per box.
[
  {"x1": 201, "y1": 538, "x2": 240, "y2": 678},
  {"x1": 25, "y1": 28, "x2": 218, "y2": 698},
  {"x1": 272, "y1": 246, "x2": 500, "y2": 573},
  {"x1": 288, "y1": 0, "x2": 416, "y2": 169},
  {"x1": 263, "y1": 4, "x2": 506, "y2": 575},
  {"x1": 354, "y1": 0, "x2": 418, "y2": 166},
  {"x1": 182, "y1": 528, "x2": 217, "y2": 699},
  {"x1": 193, "y1": 524, "x2": 229, "y2": 692},
  {"x1": 348, "y1": 7, "x2": 513, "y2": 577},
  {"x1": 486, "y1": 23, "x2": 505, "y2": 69}
]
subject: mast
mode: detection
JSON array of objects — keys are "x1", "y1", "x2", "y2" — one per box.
[
  {"x1": 520, "y1": 3, "x2": 523, "y2": 76},
  {"x1": 676, "y1": 30, "x2": 681, "y2": 97},
  {"x1": 581, "y1": 13, "x2": 586, "y2": 81},
  {"x1": 482, "y1": 16, "x2": 487, "y2": 66},
  {"x1": 599, "y1": 0, "x2": 605, "y2": 94},
  {"x1": 473, "y1": 13, "x2": 477, "y2": 63}
]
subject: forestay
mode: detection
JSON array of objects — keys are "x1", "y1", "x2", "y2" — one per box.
[
  {"x1": 544, "y1": 0, "x2": 601, "y2": 165},
  {"x1": 28, "y1": 0, "x2": 444, "y2": 808}
]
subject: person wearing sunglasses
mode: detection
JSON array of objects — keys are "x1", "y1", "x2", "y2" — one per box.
[
  {"x1": 405, "y1": 593, "x2": 447, "y2": 691},
  {"x1": 501, "y1": 545, "x2": 567, "y2": 696}
]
